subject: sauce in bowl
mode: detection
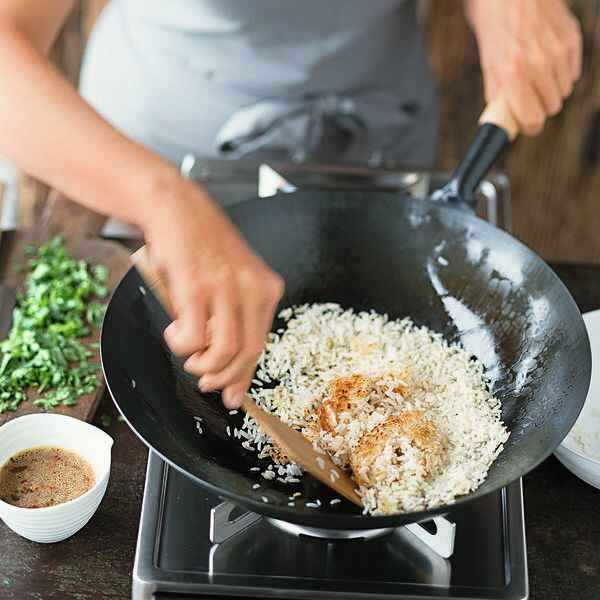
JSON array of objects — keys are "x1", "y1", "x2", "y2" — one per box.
[{"x1": 0, "y1": 446, "x2": 95, "y2": 508}]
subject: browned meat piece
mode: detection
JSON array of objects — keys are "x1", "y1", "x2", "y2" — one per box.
[
  {"x1": 317, "y1": 372, "x2": 409, "y2": 435},
  {"x1": 350, "y1": 411, "x2": 447, "y2": 488}
]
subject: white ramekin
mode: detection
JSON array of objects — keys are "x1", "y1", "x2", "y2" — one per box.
[{"x1": 0, "y1": 413, "x2": 113, "y2": 543}]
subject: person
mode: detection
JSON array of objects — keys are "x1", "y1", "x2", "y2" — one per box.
[{"x1": 0, "y1": 1, "x2": 582, "y2": 409}]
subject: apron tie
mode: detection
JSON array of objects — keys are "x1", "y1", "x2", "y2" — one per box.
[{"x1": 214, "y1": 90, "x2": 420, "y2": 165}]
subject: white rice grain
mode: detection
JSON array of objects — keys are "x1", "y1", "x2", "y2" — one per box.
[{"x1": 221, "y1": 303, "x2": 509, "y2": 516}]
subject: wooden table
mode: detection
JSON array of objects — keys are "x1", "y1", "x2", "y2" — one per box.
[{"x1": 0, "y1": 264, "x2": 599, "y2": 600}]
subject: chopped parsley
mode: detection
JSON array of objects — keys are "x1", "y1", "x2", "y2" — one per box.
[{"x1": 0, "y1": 237, "x2": 108, "y2": 413}]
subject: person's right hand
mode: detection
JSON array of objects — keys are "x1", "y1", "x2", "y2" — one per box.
[{"x1": 140, "y1": 172, "x2": 284, "y2": 409}]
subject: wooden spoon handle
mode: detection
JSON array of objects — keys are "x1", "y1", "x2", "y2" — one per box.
[
  {"x1": 479, "y1": 98, "x2": 519, "y2": 141},
  {"x1": 131, "y1": 245, "x2": 175, "y2": 317}
]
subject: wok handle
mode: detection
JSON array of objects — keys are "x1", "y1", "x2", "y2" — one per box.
[
  {"x1": 478, "y1": 98, "x2": 519, "y2": 141},
  {"x1": 432, "y1": 98, "x2": 519, "y2": 209},
  {"x1": 131, "y1": 245, "x2": 176, "y2": 318}
]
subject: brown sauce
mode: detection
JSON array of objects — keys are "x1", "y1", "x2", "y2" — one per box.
[{"x1": 0, "y1": 446, "x2": 95, "y2": 508}]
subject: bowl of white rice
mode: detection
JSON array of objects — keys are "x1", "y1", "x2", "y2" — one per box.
[{"x1": 555, "y1": 309, "x2": 600, "y2": 489}]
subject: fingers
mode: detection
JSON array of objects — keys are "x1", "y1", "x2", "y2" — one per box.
[
  {"x1": 564, "y1": 16, "x2": 583, "y2": 86},
  {"x1": 197, "y1": 302, "x2": 273, "y2": 396},
  {"x1": 482, "y1": 68, "x2": 499, "y2": 105},
  {"x1": 551, "y1": 42, "x2": 574, "y2": 100},
  {"x1": 146, "y1": 181, "x2": 283, "y2": 410},
  {"x1": 479, "y1": 1, "x2": 583, "y2": 138},
  {"x1": 531, "y1": 52, "x2": 563, "y2": 116},
  {"x1": 568, "y1": 20, "x2": 583, "y2": 83},
  {"x1": 183, "y1": 268, "x2": 283, "y2": 404},
  {"x1": 185, "y1": 282, "x2": 242, "y2": 377},
  {"x1": 221, "y1": 365, "x2": 257, "y2": 410},
  {"x1": 165, "y1": 253, "x2": 283, "y2": 407},
  {"x1": 548, "y1": 2, "x2": 583, "y2": 87},
  {"x1": 194, "y1": 271, "x2": 281, "y2": 389},
  {"x1": 164, "y1": 287, "x2": 209, "y2": 357},
  {"x1": 506, "y1": 75, "x2": 546, "y2": 136}
]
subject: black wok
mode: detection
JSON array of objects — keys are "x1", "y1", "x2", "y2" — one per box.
[{"x1": 101, "y1": 105, "x2": 591, "y2": 529}]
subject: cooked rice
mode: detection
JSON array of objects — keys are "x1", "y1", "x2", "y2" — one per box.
[{"x1": 241, "y1": 303, "x2": 509, "y2": 515}]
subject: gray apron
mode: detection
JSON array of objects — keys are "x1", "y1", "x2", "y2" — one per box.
[{"x1": 80, "y1": 0, "x2": 438, "y2": 169}]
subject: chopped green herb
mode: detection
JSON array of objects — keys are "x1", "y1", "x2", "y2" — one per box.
[
  {"x1": 0, "y1": 236, "x2": 108, "y2": 413},
  {"x1": 100, "y1": 413, "x2": 112, "y2": 428},
  {"x1": 117, "y1": 414, "x2": 125, "y2": 422}
]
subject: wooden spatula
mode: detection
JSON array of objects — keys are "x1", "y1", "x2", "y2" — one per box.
[{"x1": 131, "y1": 246, "x2": 362, "y2": 506}]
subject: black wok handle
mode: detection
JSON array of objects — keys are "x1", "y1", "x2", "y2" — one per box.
[{"x1": 432, "y1": 98, "x2": 519, "y2": 208}]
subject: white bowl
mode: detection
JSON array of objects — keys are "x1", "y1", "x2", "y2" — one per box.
[
  {"x1": 555, "y1": 309, "x2": 600, "y2": 490},
  {"x1": 0, "y1": 413, "x2": 113, "y2": 543}
]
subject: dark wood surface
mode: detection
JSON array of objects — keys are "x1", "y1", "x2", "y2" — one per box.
[
  {"x1": 0, "y1": 187, "x2": 129, "y2": 426},
  {"x1": 0, "y1": 395, "x2": 146, "y2": 599},
  {"x1": 0, "y1": 263, "x2": 598, "y2": 600},
  {"x1": 0, "y1": 229, "x2": 130, "y2": 426}
]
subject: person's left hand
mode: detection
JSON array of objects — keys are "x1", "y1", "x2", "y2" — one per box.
[{"x1": 464, "y1": 0, "x2": 583, "y2": 136}]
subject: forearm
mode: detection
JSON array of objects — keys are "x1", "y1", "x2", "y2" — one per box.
[{"x1": 0, "y1": 23, "x2": 179, "y2": 227}]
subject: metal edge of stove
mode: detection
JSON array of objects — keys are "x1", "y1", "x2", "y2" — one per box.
[
  {"x1": 133, "y1": 451, "x2": 528, "y2": 600},
  {"x1": 503, "y1": 480, "x2": 529, "y2": 600},
  {"x1": 132, "y1": 451, "x2": 167, "y2": 600},
  {"x1": 183, "y1": 156, "x2": 511, "y2": 233}
]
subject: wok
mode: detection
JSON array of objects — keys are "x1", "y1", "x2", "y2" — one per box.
[{"x1": 101, "y1": 104, "x2": 591, "y2": 529}]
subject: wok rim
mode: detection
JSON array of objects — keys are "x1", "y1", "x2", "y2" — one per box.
[{"x1": 100, "y1": 192, "x2": 592, "y2": 529}]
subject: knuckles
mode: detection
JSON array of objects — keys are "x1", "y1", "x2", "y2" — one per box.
[
  {"x1": 268, "y1": 273, "x2": 285, "y2": 301},
  {"x1": 548, "y1": 98, "x2": 563, "y2": 115},
  {"x1": 168, "y1": 263, "x2": 283, "y2": 377},
  {"x1": 238, "y1": 267, "x2": 285, "y2": 304},
  {"x1": 211, "y1": 265, "x2": 236, "y2": 288},
  {"x1": 523, "y1": 119, "x2": 544, "y2": 136},
  {"x1": 567, "y1": 16, "x2": 582, "y2": 49},
  {"x1": 214, "y1": 338, "x2": 242, "y2": 363},
  {"x1": 241, "y1": 343, "x2": 264, "y2": 365},
  {"x1": 507, "y1": 48, "x2": 525, "y2": 77}
]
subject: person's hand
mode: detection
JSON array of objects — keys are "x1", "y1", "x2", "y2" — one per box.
[
  {"x1": 140, "y1": 173, "x2": 284, "y2": 409},
  {"x1": 465, "y1": 0, "x2": 582, "y2": 135}
]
